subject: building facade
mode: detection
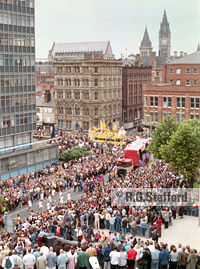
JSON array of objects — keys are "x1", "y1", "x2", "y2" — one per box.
[
  {"x1": 50, "y1": 41, "x2": 122, "y2": 131},
  {"x1": 0, "y1": 0, "x2": 58, "y2": 180},
  {"x1": 122, "y1": 59, "x2": 152, "y2": 130},
  {"x1": 143, "y1": 48, "x2": 200, "y2": 130},
  {"x1": 36, "y1": 90, "x2": 56, "y2": 131},
  {"x1": 36, "y1": 61, "x2": 54, "y2": 93}
]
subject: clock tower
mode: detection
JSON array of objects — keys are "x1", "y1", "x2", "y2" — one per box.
[{"x1": 159, "y1": 10, "x2": 171, "y2": 57}]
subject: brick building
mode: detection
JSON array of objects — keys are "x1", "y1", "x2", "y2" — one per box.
[
  {"x1": 36, "y1": 62, "x2": 54, "y2": 93},
  {"x1": 122, "y1": 58, "x2": 152, "y2": 130},
  {"x1": 143, "y1": 47, "x2": 200, "y2": 132}
]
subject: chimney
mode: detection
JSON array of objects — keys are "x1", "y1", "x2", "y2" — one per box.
[
  {"x1": 180, "y1": 51, "x2": 184, "y2": 57},
  {"x1": 174, "y1": 51, "x2": 177, "y2": 58},
  {"x1": 150, "y1": 51, "x2": 156, "y2": 67},
  {"x1": 44, "y1": 90, "x2": 51, "y2": 103},
  {"x1": 184, "y1": 52, "x2": 187, "y2": 57}
]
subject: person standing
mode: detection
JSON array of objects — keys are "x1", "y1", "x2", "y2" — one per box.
[
  {"x1": 102, "y1": 242, "x2": 113, "y2": 269},
  {"x1": 23, "y1": 248, "x2": 36, "y2": 269},
  {"x1": 127, "y1": 245, "x2": 137, "y2": 269},
  {"x1": 36, "y1": 251, "x2": 47, "y2": 269},
  {"x1": 118, "y1": 247, "x2": 127, "y2": 269},
  {"x1": 67, "y1": 249, "x2": 77, "y2": 269},
  {"x1": 169, "y1": 247, "x2": 178, "y2": 269},
  {"x1": 96, "y1": 244, "x2": 104, "y2": 269},
  {"x1": 47, "y1": 247, "x2": 57, "y2": 269},
  {"x1": 109, "y1": 246, "x2": 120, "y2": 269},
  {"x1": 77, "y1": 245, "x2": 90, "y2": 269},
  {"x1": 57, "y1": 249, "x2": 68, "y2": 269},
  {"x1": 186, "y1": 250, "x2": 197, "y2": 269},
  {"x1": 159, "y1": 245, "x2": 169, "y2": 269},
  {"x1": 151, "y1": 243, "x2": 160, "y2": 269}
]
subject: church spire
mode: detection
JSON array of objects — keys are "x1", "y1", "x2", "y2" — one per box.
[
  {"x1": 141, "y1": 27, "x2": 152, "y2": 48},
  {"x1": 140, "y1": 27, "x2": 153, "y2": 57}
]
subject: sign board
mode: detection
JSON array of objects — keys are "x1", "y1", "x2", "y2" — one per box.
[
  {"x1": 5, "y1": 217, "x2": 14, "y2": 234},
  {"x1": 54, "y1": 124, "x2": 59, "y2": 137}
]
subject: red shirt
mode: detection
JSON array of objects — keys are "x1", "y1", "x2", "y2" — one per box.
[
  {"x1": 156, "y1": 218, "x2": 163, "y2": 226},
  {"x1": 127, "y1": 249, "x2": 137, "y2": 260}
]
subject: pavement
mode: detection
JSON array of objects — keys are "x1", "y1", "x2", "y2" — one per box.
[{"x1": 8, "y1": 188, "x2": 84, "y2": 220}]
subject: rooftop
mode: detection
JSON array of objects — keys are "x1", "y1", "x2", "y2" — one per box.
[
  {"x1": 49, "y1": 41, "x2": 115, "y2": 59},
  {"x1": 168, "y1": 49, "x2": 200, "y2": 64}
]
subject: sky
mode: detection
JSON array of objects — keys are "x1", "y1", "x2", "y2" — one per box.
[{"x1": 35, "y1": 0, "x2": 200, "y2": 60}]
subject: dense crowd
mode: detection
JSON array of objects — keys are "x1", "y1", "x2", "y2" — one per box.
[{"x1": 0, "y1": 132, "x2": 199, "y2": 269}]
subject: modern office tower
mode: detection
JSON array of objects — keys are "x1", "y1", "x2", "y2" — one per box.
[{"x1": 0, "y1": 0, "x2": 58, "y2": 180}]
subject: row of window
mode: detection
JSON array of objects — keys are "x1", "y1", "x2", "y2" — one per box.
[
  {"x1": 0, "y1": 24, "x2": 34, "y2": 34},
  {"x1": 0, "y1": 123, "x2": 36, "y2": 136},
  {"x1": 56, "y1": 77, "x2": 121, "y2": 87},
  {"x1": 56, "y1": 66, "x2": 121, "y2": 75},
  {"x1": 0, "y1": 12, "x2": 34, "y2": 27},
  {"x1": 0, "y1": 112, "x2": 35, "y2": 128},
  {"x1": 170, "y1": 79, "x2": 198, "y2": 86},
  {"x1": 57, "y1": 105, "x2": 121, "y2": 117},
  {"x1": 146, "y1": 96, "x2": 199, "y2": 109},
  {"x1": 169, "y1": 67, "x2": 198, "y2": 74},
  {"x1": 57, "y1": 89, "x2": 121, "y2": 101},
  {"x1": 144, "y1": 112, "x2": 199, "y2": 123}
]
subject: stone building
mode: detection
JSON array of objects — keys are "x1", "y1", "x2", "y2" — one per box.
[
  {"x1": 49, "y1": 41, "x2": 122, "y2": 131},
  {"x1": 143, "y1": 47, "x2": 200, "y2": 132}
]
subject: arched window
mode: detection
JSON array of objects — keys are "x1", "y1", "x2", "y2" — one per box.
[{"x1": 94, "y1": 78, "x2": 98, "y2": 87}]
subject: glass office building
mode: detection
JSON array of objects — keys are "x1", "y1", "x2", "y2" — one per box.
[{"x1": 0, "y1": 0, "x2": 58, "y2": 180}]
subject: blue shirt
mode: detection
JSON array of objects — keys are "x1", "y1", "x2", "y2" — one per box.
[{"x1": 159, "y1": 250, "x2": 169, "y2": 265}]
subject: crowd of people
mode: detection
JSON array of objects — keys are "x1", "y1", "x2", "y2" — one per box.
[{"x1": 0, "y1": 132, "x2": 199, "y2": 269}]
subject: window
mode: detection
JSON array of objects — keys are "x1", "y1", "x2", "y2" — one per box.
[
  {"x1": 66, "y1": 120, "x2": 72, "y2": 129},
  {"x1": 144, "y1": 96, "x2": 147, "y2": 107},
  {"x1": 66, "y1": 91, "x2": 71, "y2": 100},
  {"x1": 176, "y1": 113, "x2": 185, "y2": 121},
  {"x1": 94, "y1": 92, "x2": 98, "y2": 101},
  {"x1": 193, "y1": 79, "x2": 197, "y2": 86},
  {"x1": 176, "y1": 80, "x2": 180, "y2": 85},
  {"x1": 149, "y1": 112, "x2": 158, "y2": 123},
  {"x1": 58, "y1": 107, "x2": 64, "y2": 114},
  {"x1": 155, "y1": 96, "x2": 158, "y2": 106},
  {"x1": 169, "y1": 80, "x2": 173, "y2": 85},
  {"x1": 186, "y1": 68, "x2": 190, "y2": 74},
  {"x1": 186, "y1": 79, "x2": 190, "y2": 86},
  {"x1": 176, "y1": 68, "x2": 181, "y2": 74},
  {"x1": 95, "y1": 108, "x2": 98, "y2": 117},
  {"x1": 75, "y1": 107, "x2": 80, "y2": 116},
  {"x1": 190, "y1": 114, "x2": 199, "y2": 119},
  {"x1": 150, "y1": 96, "x2": 154, "y2": 107},
  {"x1": 58, "y1": 90, "x2": 63, "y2": 99},
  {"x1": 94, "y1": 78, "x2": 98, "y2": 87},
  {"x1": 190, "y1": 98, "x2": 199, "y2": 108},
  {"x1": 94, "y1": 67, "x2": 98, "y2": 74},
  {"x1": 193, "y1": 68, "x2": 197, "y2": 74},
  {"x1": 176, "y1": 97, "x2": 185, "y2": 108},
  {"x1": 169, "y1": 68, "x2": 173, "y2": 74},
  {"x1": 163, "y1": 97, "x2": 171, "y2": 108},
  {"x1": 75, "y1": 91, "x2": 80, "y2": 100}
]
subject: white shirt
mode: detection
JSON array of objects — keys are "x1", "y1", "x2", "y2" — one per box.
[
  {"x1": 170, "y1": 251, "x2": 178, "y2": 262},
  {"x1": 23, "y1": 253, "x2": 36, "y2": 269},
  {"x1": 110, "y1": 251, "x2": 120, "y2": 265}
]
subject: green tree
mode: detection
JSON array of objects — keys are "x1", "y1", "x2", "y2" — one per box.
[
  {"x1": 160, "y1": 119, "x2": 200, "y2": 186},
  {"x1": 147, "y1": 117, "x2": 178, "y2": 159},
  {"x1": 60, "y1": 147, "x2": 90, "y2": 162}
]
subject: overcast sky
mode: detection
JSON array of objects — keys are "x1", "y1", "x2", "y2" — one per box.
[{"x1": 35, "y1": 0, "x2": 200, "y2": 59}]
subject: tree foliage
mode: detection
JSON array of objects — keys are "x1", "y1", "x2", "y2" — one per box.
[
  {"x1": 147, "y1": 117, "x2": 178, "y2": 159},
  {"x1": 160, "y1": 119, "x2": 200, "y2": 186},
  {"x1": 60, "y1": 147, "x2": 90, "y2": 162}
]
